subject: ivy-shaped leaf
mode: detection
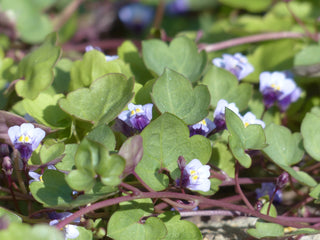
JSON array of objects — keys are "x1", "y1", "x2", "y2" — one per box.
[
  {"x1": 152, "y1": 68, "x2": 210, "y2": 125},
  {"x1": 135, "y1": 113, "x2": 212, "y2": 191},
  {"x1": 15, "y1": 33, "x2": 61, "y2": 99},
  {"x1": 202, "y1": 66, "x2": 252, "y2": 111},
  {"x1": 142, "y1": 36, "x2": 207, "y2": 82},
  {"x1": 59, "y1": 73, "x2": 134, "y2": 126},
  {"x1": 225, "y1": 108, "x2": 267, "y2": 168},
  {"x1": 301, "y1": 112, "x2": 320, "y2": 161},
  {"x1": 107, "y1": 198, "x2": 167, "y2": 240}
]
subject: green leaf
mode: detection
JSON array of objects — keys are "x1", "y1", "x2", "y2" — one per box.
[
  {"x1": 301, "y1": 112, "x2": 320, "y2": 161},
  {"x1": 159, "y1": 211, "x2": 202, "y2": 240},
  {"x1": 247, "y1": 221, "x2": 284, "y2": 239},
  {"x1": 0, "y1": 207, "x2": 22, "y2": 223},
  {"x1": 294, "y1": 45, "x2": 320, "y2": 77},
  {"x1": 218, "y1": 0, "x2": 272, "y2": 12},
  {"x1": 310, "y1": 184, "x2": 320, "y2": 201},
  {"x1": 66, "y1": 138, "x2": 125, "y2": 191},
  {"x1": 15, "y1": 33, "x2": 61, "y2": 99},
  {"x1": 0, "y1": 222, "x2": 64, "y2": 240},
  {"x1": 0, "y1": 0, "x2": 53, "y2": 43},
  {"x1": 202, "y1": 65, "x2": 252, "y2": 111},
  {"x1": 59, "y1": 73, "x2": 134, "y2": 126},
  {"x1": 260, "y1": 202, "x2": 277, "y2": 217},
  {"x1": 225, "y1": 108, "x2": 267, "y2": 168},
  {"x1": 69, "y1": 50, "x2": 132, "y2": 91},
  {"x1": 279, "y1": 164, "x2": 316, "y2": 187},
  {"x1": 152, "y1": 68, "x2": 210, "y2": 125},
  {"x1": 30, "y1": 170, "x2": 117, "y2": 209},
  {"x1": 107, "y1": 198, "x2": 167, "y2": 240},
  {"x1": 142, "y1": 36, "x2": 207, "y2": 82},
  {"x1": 86, "y1": 124, "x2": 116, "y2": 151},
  {"x1": 262, "y1": 124, "x2": 304, "y2": 166},
  {"x1": 23, "y1": 92, "x2": 71, "y2": 128},
  {"x1": 52, "y1": 58, "x2": 72, "y2": 93},
  {"x1": 211, "y1": 142, "x2": 235, "y2": 178},
  {"x1": 135, "y1": 79, "x2": 155, "y2": 104},
  {"x1": 55, "y1": 144, "x2": 78, "y2": 171},
  {"x1": 135, "y1": 113, "x2": 212, "y2": 191},
  {"x1": 39, "y1": 139, "x2": 65, "y2": 164},
  {"x1": 118, "y1": 40, "x2": 153, "y2": 85}
]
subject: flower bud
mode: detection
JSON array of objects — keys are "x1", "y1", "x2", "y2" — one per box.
[
  {"x1": 2, "y1": 156, "x2": 13, "y2": 176},
  {"x1": 276, "y1": 172, "x2": 289, "y2": 189}
]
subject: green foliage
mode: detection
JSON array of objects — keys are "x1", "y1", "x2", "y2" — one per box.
[
  {"x1": 142, "y1": 36, "x2": 207, "y2": 82},
  {"x1": 225, "y1": 108, "x2": 267, "y2": 168},
  {"x1": 152, "y1": 68, "x2": 210, "y2": 124},
  {"x1": 301, "y1": 112, "x2": 320, "y2": 161},
  {"x1": 0, "y1": 207, "x2": 22, "y2": 223},
  {"x1": 247, "y1": 221, "x2": 284, "y2": 239},
  {"x1": 159, "y1": 211, "x2": 202, "y2": 240},
  {"x1": 15, "y1": 33, "x2": 61, "y2": 99},
  {"x1": 107, "y1": 198, "x2": 167, "y2": 240},
  {"x1": 0, "y1": 223, "x2": 64, "y2": 240},
  {"x1": 202, "y1": 66, "x2": 252, "y2": 110},
  {"x1": 218, "y1": 0, "x2": 272, "y2": 12},
  {"x1": 135, "y1": 113, "x2": 212, "y2": 191},
  {"x1": 59, "y1": 73, "x2": 134, "y2": 127}
]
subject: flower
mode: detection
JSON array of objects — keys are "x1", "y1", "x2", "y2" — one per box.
[
  {"x1": 212, "y1": 53, "x2": 254, "y2": 80},
  {"x1": 189, "y1": 118, "x2": 216, "y2": 137},
  {"x1": 49, "y1": 212, "x2": 80, "y2": 240},
  {"x1": 240, "y1": 112, "x2": 265, "y2": 128},
  {"x1": 213, "y1": 99, "x2": 240, "y2": 130},
  {"x1": 255, "y1": 182, "x2": 282, "y2": 203},
  {"x1": 118, "y1": 103, "x2": 153, "y2": 131},
  {"x1": 259, "y1": 71, "x2": 302, "y2": 111},
  {"x1": 8, "y1": 123, "x2": 45, "y2": 161},
  {"x1": 166, "y1": 0, "x2": 189, "y2": 14},
  {"x1": 28, "y1": 165, "x2": 56, "y2": 184},
  {"x1": 178, "y1": 159, "x2": 211, "y2": 192},
  {"x1": 118, "y1": 3, "x2": 154, "y2": 33},
  {"x1": 85, "y1": 45, "x2": 119, "y2": 62}
]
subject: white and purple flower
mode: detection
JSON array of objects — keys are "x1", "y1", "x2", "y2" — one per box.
[
  {"x1": 8, "y1": 123, "x2": 45, "y2": 162},
  {"x1": 212, "y1": 53, "x2": 254, "y2": 80},
  {"x1": 177, "y1": 159, "x2": 211, "y2": 192},
  {"x1": 49, "y1": 212, "x2": 80, "y2": 240},
  {"x1": 118, "y1": 103, "x2": 153, "y2": 131},
  {"x1": 259, "y1": 71, "x2": 302, "y2": 111},
  {"x1": 189, "y1": 118, "x2": 216, "y2": 137},
  {"x1": 213, "y1": 99, "x2": 240, "y2": 130},
  {"x1": 240, "y1": 112, "x2": 266, "y2": 128},
  {"x1": 28, "y1": 165, "x2": 56, "y2": 184}
]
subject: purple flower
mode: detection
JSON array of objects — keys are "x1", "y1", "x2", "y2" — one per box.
[
  {"x1": 189, "y1": 118, "x2": 216, "y2": 137},
  {"x1": 259, "y1": 71, "x2": 302, "y2": 111},
  {"x1": 212, "y1": 53, "x2": 254, "y2": 80},
  {"x1": 256, "y1": 183, "x2": 282, "y2": 203},
  {"x1": 166, "y1": 0, "x2": 189, "y2": 14},
  {"x1": 118, "y1": 103, "x2": 153, "y2": 131},
  {"x1": 85, "y1": 45, "x2": 119, "y2": 62},
  {"x1": 213, "y1": 99, "x2": 240, "y2": 130},
  {"x1": 49, "y1": 212, "x2": 80, "y2": 240},
  {"x1": 118, "y1": 3, "x2": 154, "y2": 33},
  {"x1": 178, "y1": 159, "x2": 211, "y2": 192},
  {"x1": 8, "y1": 123, "x2": 45, "y2": 161},
  {"x1": 241, "y1": 112, "x2": 265, "y2": 128}
]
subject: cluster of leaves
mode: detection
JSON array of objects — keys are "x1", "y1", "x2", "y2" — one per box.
[{"x1": 0, "y1": 0, "x2": 320, "y2": 239}]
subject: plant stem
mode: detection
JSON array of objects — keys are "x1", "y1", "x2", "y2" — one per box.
[
  {"x1": 198, "y1": 32, "x2": 309, "y2": 52},
  {"x1": 235, "y1": 161, "x2": 255, "y2": 211},
  {"x1": 55, "y1": 191, "x2": 318, "y2": 230}
]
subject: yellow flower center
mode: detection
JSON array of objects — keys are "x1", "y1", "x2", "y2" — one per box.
[
  {"x1": 130, "y1": 108, "x2": 143, "y2": 116},
  {"x1": 18, "y1": 135, "x2": 31, "y2": 143},
  {"x1": 190, "y1": 170, "x2": 199, "y2": 181},
  {"x1": 39, "y1": 175, "x2": 43, "y2": 182},
  {"x1": 200, "y1": 119, "x2": 207, "y2": 126},
  {"x1": 244, "y1": 122, "x2": 250, "y2": 128},
  {"x1": 271, "y1": 83, "x2": 281, "y2": 91}
]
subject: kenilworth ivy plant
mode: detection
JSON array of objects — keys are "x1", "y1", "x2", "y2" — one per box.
[{"x1": 0, "y1": 0, "x2": 320, "y2": 239}]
